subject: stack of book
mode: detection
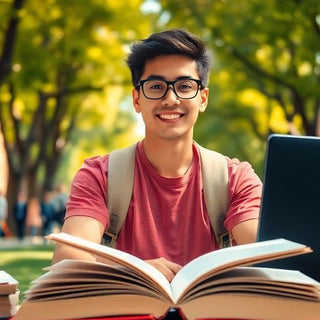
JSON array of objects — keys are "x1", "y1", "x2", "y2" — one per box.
[
  {"x1": 13, "y1": 233, "x2": 320, "y2": 320},
  {"x1": 0, "y1": 271, "x2": 19, "y2": 320}
]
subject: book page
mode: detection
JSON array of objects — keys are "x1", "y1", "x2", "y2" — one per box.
[
  {"x1": 0, "y1": 290, "x2": 20, "y2": 306},
  {"x1": 171, "y1": 238, "x2": 311, "y2": 302},
  {"x1": 14, "y1": 294, "x2": 170, "y2": 320},
  {"x1": 47, "y1": 234, "x2": 311, "y2": 305},
  {"x1": 0, "y1": 271, "x2": 19, "y2": 294},
  {"x1": 26, "y1": 260, "x2": 169, "y2": 302},
  {"x1": 46, "y1": 233, "x2": 173, "y2": 300},
  {"x1": 180, "y1": 292, "x2": 320, "y2": 320},
  {"x1": 180, "y1": 267, "x2": 320, "y2": 303}
]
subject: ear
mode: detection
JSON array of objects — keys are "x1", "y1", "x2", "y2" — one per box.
[
  {"x1": 199, "y1": 87, "x2": 209, "y2": 113},
  {"x1": 132, "y1": 88, "x2": 141, "y2": 113}
]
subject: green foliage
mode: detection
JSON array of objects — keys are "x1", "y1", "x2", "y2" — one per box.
[
  {"x1": 159, "y1": 0, "x2": 320, "y2": 173},
  {"x1": 0, "y1": 245, "x2": 54, "y2": 303},
  {"x1": 0, "y1": 0, "x2": 155, "y2": 196}
]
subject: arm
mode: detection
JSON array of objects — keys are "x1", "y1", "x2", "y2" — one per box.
[
  {"x1": 231, "y1": 218, "x2": 259, "y2": 245},
  {"x1": 52, "y1": 216, "x2": 105, "y2": 264},
  {"x1": 225, "y1": 159, "x2": 262, "y2": 245},
  {"x1": 52, "y1": 156, "x2": 181, "y2": 279},
  {"x1": 52, "y1": 215, "x2": 182, "y2": 282}
]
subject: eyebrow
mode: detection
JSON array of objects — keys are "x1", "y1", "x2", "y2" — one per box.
[{"x1": 145, "y1": 75, "x2": 194, "y2": 81}]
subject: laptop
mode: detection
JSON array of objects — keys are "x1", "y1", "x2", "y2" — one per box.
[{"x1": 257, "y1": 134, "x2": 320, "y2": 281}]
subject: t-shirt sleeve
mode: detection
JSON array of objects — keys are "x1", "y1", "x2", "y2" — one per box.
[
  {"x1": 65, "y1": 155, "x2": 110, "y2": 229},
  {"x1": 224, "y1": 158, "x2": 262, "y2": 232}
]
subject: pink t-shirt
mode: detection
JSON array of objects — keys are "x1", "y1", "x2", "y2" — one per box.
[{"x1": 66, "y1": 141, "x2": 262, "y2": 266}]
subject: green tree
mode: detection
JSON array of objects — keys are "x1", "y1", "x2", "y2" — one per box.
[
  {"x1": 158, "y1": 0, "x2": 320, "y2": 173},
  {"x1": 0, "y1": 0, "x2": 153, "y2": 232}
]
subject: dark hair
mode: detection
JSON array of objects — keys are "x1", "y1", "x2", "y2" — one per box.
[{"x1": 127, "y1": 29, "x2": 212, "y2": 88}]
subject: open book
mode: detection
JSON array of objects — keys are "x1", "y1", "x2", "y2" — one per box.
[{"x1": 13, "y1": 232, "x2": 320, "y2": 320}]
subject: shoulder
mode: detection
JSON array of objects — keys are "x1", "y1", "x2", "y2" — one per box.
[
  {"x1": 71, "y1": 155, "x2": 110, "y2": 192},
  {"x1": 77, "y1": 141, "x2": 141, "y2": 181},
  {"x1": 225, "y1": 156, "x2": 262, "y2": 193},
  {"x1": 193, "y1": 142, "x2": 260, "y2": 183},
  {"x1": 82, "y1": 155, "x2": 109, "y2": 171},
  {"x1": 225, "y1": 157, "x2": 256, "y2": 175}
]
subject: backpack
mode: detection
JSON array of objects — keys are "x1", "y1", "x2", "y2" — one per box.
[{"x1": 103, "y1": 142, "x2": 230, "y2": 248}]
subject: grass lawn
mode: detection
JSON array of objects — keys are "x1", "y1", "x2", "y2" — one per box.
[{"x1": 0, "y1": 243, "x2": 55, "y2": 303}]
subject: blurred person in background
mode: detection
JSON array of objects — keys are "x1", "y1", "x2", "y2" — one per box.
[
  {"x1": 52, "y1": 184, "x2": 68, "y2": 229},
  {"x1": 40, "y1": 191, "x2": 55, "y2": 237},
  {"x1": 0, "y1": 189, "x2": 8, "y2": 238},
  {"x1": 26, "y1": 197, "x2": 42, "y2": 244},
  {"x1": 14, "y1": 191, "x2": 27, "y2": 241}
]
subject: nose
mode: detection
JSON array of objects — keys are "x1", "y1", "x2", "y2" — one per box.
[{"x1": 162, "y1": 85, "x2": 180, "y2": 105}]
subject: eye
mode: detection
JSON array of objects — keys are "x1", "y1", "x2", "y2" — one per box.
[
  {"x1": 176, "y1": 80, "x2": 195, "y2": 92},
  {"x1": 146, "y1": 80, "x2": 165, "y2": 91}
]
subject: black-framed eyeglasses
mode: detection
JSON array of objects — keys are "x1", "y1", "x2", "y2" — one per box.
[{"x1": 137, "y1": 78, "x2": 203, "y2": 100}]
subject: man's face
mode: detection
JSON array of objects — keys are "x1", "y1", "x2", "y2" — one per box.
[{"x1": 132, "y1": 54, "x2": 209, "y2": 142}]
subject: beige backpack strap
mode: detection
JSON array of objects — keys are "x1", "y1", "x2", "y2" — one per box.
[
  {"x1": 196, "y1": 143, "x2": 230, "y2": 248},
  {"x1": 103, "y1": 143, "x2": 137, "y2": 247}
]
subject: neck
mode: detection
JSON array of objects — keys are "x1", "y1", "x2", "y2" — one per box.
[{"x1": 142, "y1": 137, "x2": 194, "y2": 177}]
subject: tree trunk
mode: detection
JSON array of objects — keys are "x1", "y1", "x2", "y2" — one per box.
[
  {"x1": 0, "y1": 0, "x2": 26, "y2": 85},
  {"x1": 6, "y1": 170, "x2": 24, "y2": 234}
]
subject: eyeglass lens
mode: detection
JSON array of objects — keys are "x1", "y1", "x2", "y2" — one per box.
[{"x1": 141, "y1": 79, "x2": 200, "y2": 99}]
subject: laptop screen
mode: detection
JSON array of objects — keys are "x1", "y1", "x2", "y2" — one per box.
[{"x1": 257, "y1": 134, "x2": 320, "y2": 281}]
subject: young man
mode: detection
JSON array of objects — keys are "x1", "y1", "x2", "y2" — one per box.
[{"x1": 52, "y1": 29, "x2": 262, "y2": 282}]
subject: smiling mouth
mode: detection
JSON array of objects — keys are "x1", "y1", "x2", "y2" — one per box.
[{"x1": 157, "y1": 113, "x2": 184, "y2": 120}]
